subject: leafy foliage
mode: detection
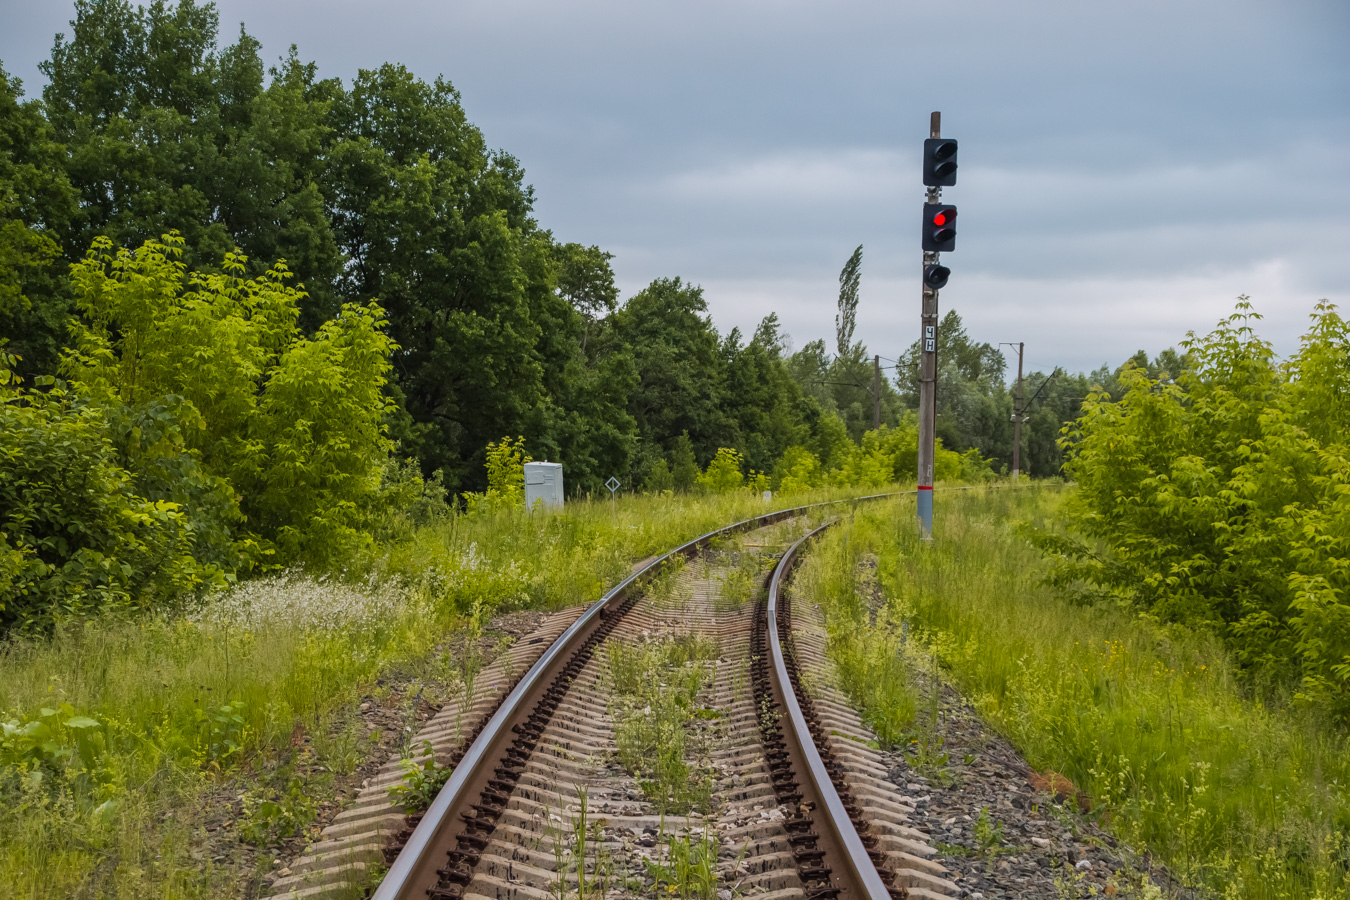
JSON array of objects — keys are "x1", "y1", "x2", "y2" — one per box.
[
  {"x1": 463, "y1": 436, "x2": 532, "y2": 514},
  {"x1": 0, "y1": 63, "x2": 77, "y2": 381},
  {"x1": 0, "y1": 354, "x2": 216, "y2": 631},
  {"x1": 696, "y1": 448, "x2": 745, "y2": 493},
  {"x1": 64, "y1": 232, "x2": 398, "y2": 570},
  {"x1": 835, "y1": 244, "x2": 862, "y2": 356},
  {"x1": 1052, "y1": 299, "x2": 1350, "y2": 715},
  {"x1": 2, "y1": 229, "x2": 399, "y2": 628}
]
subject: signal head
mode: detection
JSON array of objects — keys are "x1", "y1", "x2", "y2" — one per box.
[
  {"x1": 922, "y1": 138, "x2": 959, "y2": 187},
  {"x1": 922, "y1": 203, "x2": 957, "y2": 252},
  {"x1": 923, "y1": 264, "x2": 951, "y2": 291}
]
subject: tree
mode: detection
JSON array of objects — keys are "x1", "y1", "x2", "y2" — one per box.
[
  {"x1": 0, "y1": 64, "x2": 78, "y2": 380},
  {"x1": 40, "y1": 1, "x2": 342, "y2": 327},
  {"x1": 723, "y1": 328, "x2": 811, "y2": 473},
  {"x1": 896, "y1": 309, "x2": 1011, "y2": 466},
  {"x1": 614, "y1": 278, "x2": 732, "y2": 465},
  {"x1": 669, "y1": 431, "x2": 699, "y2": 493},
  {"x1": 322, "y1": 63, "x2": 549, "y2": 489},
  {"x1": 65, "y1": 232, "x2": 397, "y2": 568},
  {"x1": 836, "y1": 244, "x2": 862, "y2": 357},
  {"x1": 1051, "y1": 299, "x2": 1350, "y2": 714}
]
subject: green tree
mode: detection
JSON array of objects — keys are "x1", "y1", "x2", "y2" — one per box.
[
  {"x1": 530, "y1": 242, "x2": 637, "y2": 494},
  {"x1": 724, "y1": 324, "x2": 812, "y2": 472},
  {"x1": 65, "y1": 233, "x2": 397, "y2": 568},
  {"x1": 0, "y1": 63, "x2": 78, "y2": 380},
  {"x1": 896, "y1": 309, "x2": 1011, "y2": 465},
  {"x1": 614, "y1": 278, "x2": 732, "y2": 464},
  {"x1": 40, "y1": 1, "x2": 341, "y2": 326},
  {"x1": 1051, "y1": 299, "x2": 1350, "y2": 714},
  {"x1": 669, "y1": 431, "x2": 699, "y2": 493},
  {"x1": 836, "y1": 244, "x2": 862, "y2": 356},
  {"x1": 322, "y1": 63, "x2": 550, "y2": 489}
]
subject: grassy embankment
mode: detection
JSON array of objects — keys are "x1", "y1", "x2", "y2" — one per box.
[
  {"x1": 0, "y1": 486, "x2": 857, "y2": 899},
  {"x1": 794, "y1": 488, "x2": 1350, "y2": 900}
]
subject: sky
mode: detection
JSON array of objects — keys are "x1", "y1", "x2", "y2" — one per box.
[{"x1": 2, "y1": 0, "x2": 1347, "y2": 377}]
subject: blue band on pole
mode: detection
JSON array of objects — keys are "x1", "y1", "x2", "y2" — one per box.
[{"x1": 917, "y1": 487, "x2": 933, "y2": 538}]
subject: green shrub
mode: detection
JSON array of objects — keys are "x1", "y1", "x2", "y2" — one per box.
[
  {"x1": 462, "y1": 436, "x2": 531, "y2": 514},
  {"x1": 62, "y1": 232, "x2": 399, "y2": 571},
  {"x1": 826, "y1": 420, "x2": 986, "y2": 489},
  {"x1": 696, "y1": 448, "x2": 744, "y2": 493},
  {"x1": 773, "y1": 445, "x2": 823, "y2": 492},
  {"x1": 0, "y1": 358, "x2": 217, "y2": 631},
  {"x1": 1053, "y1": 299, "x2": 1350, "y2": 715}
]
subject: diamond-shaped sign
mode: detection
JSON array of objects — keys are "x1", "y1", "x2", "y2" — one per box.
[{"x1": 605, "y1": 476, "x2": 621, "y2": 494}]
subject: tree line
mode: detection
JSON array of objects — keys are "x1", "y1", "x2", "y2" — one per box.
[
  {"x1": 0, "y1": 0, "x2": 1027, "y2": 493},
  {"x1": 3, "y1": 0, "x2": 1157, "y2": 629}
]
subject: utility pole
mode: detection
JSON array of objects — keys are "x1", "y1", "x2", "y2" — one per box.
[
  {"x1": 917, "y1": 111, "x2": 957, "y2": 539},
  {"x1": 1013, "y1": 342, "x2": 1024, "y2": 480},
  {"x1": 873, "y1": 354, "x2": 881, "y2": 430}
]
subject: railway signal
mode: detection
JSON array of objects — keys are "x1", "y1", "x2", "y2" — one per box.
[
  {"x1": 921, "y1": 203, "x2": 957, "y2": 252},
  {"x1": 917, "y1": 111, "x2": 958, "y2": 540},
  {"x1": 922, "y1": 137, "x2": 958, "y2": 186},
  {"x1": 922, "y1": 263, "x2": 950, "y2": 291}
]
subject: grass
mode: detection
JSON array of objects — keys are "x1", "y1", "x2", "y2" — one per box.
[
  {"x1": 606, "y1": 630, "x2": 721, "y2": 814},
  {"x1": 645, "y1": 827, "x2": 722, "y2": 900},
  {"x1": 0, "y1": 485, "x2": 857, "y2": 898},
  {"x1": 791, "y1": 524, "x2": 918, "y2": 747},
  {"x1": 796, "y1": 488, "x2": 1350, "y2": 900}
]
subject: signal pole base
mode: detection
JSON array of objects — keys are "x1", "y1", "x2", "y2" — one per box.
[{"x1": 917, "y1": 487, "x2": 933, "y2": 541}]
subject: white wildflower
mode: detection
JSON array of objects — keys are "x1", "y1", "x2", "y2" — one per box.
[{"x1": 194, "y1": 569, "x2": 414, "y2": 632}]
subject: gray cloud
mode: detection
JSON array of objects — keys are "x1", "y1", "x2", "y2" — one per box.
[{"x1": 2, "y1": 0, "x2": 1346, "y2": 377}]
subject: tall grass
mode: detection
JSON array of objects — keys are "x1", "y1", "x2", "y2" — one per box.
[
  {"x1": 805, "y1": 489, "x2": 1350, "y2": 900},
  {"x1": 791, "y1": 518, "x2": 918, "y2": 746},
  {"x1": 0, "y1": 486, "x2": 853, "y2": 897}
]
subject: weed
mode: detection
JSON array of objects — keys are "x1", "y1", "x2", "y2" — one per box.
[
  {"x1": 795, "y1": 489, "x2": 1350, "y2": 900},
  {"x1": 196, "y1": 698, "x2": 247, "y2": 766},
  {"x1": 646, "y1": 828, "x2": 721, "y2": 900},
  {"x1": 0, "y1": 487, "x2": 860, "y2": 896},
  {"x1": 240, "y1": 777, "x2": 317, "y2": 844},
  {"x1": 387, "y1": 741, "x2": 451, "y2": 812},
  {"x1": 607, "y1": 633, "x2": 719, "y2": 814},
  {"x1": 311, "y1": 714, "x2": 366, "y2": 776},
  {"x1": 973, "y1": 806, "x2": 1005, "y2": 852}
]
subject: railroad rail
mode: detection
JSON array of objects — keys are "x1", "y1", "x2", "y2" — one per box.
[
  {"x1": 331, "y1": 492, "x2": 961, "y2": 900},
  {"x1": 754, "y1": 521, "x2": 901, "y2": 900}
]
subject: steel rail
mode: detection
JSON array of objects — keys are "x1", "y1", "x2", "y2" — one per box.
[
  {"x1": 373, "y1": 491, "x2": 905, "y2": 900},
  {"x1": 767, "y1": 522, "x2": 896, "y2": 900}
]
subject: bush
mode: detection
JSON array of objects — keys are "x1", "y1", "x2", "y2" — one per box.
[
  {"x1": 696, "y1": 448, "x2": 744, "y2": 493},
  {"x1": 828, "y1": 420, "x2": 982, "y2": 489},
  {"x1": 773, "y1": 446, "x2": 822, "y2": 493},
  {"x1": 2, "y1": 232, "x2": 402, "y2": 629},
  {"x1": 64, "y1": 232, "x2": 398, "y2": 571},
  {"x1": 462, "y1": 436, "x2": 531, "y2": 514},
  {"x1": 1053, "y1": 299, "x2": 1350, "y2": 715},
  {"x1": 0, "y1": 358, "x2": 217, "y2": 630}
]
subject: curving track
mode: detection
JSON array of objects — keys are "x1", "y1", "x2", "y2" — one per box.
[{"x1": 268, "y1": 496, "x2": 961, "y2": 900}]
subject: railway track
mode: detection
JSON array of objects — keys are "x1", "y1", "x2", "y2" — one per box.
[{"x1": 268, "y1": 497, "x2": 959, "y2": 900}]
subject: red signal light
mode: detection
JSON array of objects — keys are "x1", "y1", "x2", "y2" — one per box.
[{"x1": 933, "y1": 212, "x2": 947, "y2": 226}]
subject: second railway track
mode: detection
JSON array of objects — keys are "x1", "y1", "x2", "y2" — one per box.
[{"x1": 273, "y1": 497, "x2": 961, "y2": 900}]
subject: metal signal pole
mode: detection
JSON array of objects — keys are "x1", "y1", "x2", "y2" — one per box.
[
  {"x1": 917, "y1": 111, "x2": 942, "y2": 539},
  {"x1": 873, "y1": 354, "x2": 882, "y2": 430},
  {"x1": 1013, "y1": 341, "x2": 1024, "y2": 480}
]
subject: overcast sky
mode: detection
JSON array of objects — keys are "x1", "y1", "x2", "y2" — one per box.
[{"x1": 3, "y1": 0, "x2": 1347, "y2": 376}]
